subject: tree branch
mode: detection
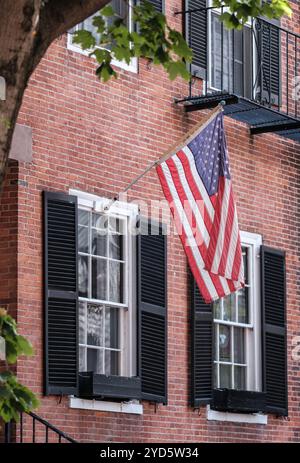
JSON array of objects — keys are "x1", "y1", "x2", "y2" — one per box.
[{"x1": 39, "y1": 0, "x2": 111, "y2": 46}]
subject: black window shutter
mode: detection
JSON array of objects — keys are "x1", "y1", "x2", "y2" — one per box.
[
  {"x1": 44, "y1": 191, "x2": 78, "y2": 396},
  {"x1": 261, "y1": 246, "x2": 287, "y2": 416},
  {"x1": 191, "y1": 276, "x2": 213, "y2": 407},
  {"x1": 185, "y1": 0, "x2": 207, "y2": 78},
  {"x1": 138, "y1": 217, "x2": 167, "y2": 404},
  {"x1": 257, "y1": 19, "x2": 280, "y2": 105},
  {"x1": 147, "y1": 0, "x2": 164, "y2": 12}
]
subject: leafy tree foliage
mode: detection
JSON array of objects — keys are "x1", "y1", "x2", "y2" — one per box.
[{"x1": 0, "y1": 309, "x2": 39, "y2": 423}]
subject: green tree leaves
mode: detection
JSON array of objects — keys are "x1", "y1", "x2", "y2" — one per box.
[
  {"x1": 0, "y1": 371, "x2": 39, "y2": 423},
  {"x1": 73, "y1": 0, "x2": 193, "y2": 82},
  {"x1": 214, "y1": 0, "x2": 292, "y2": 29},
  {"x1": 0, "y1": 309, "x2": 39, "y2": 423}
]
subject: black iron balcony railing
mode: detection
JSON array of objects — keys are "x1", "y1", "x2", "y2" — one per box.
[
  {"x1": 3, "y1": 411, "x2": 77, "y2": 443},
  {"x1": 175, "y1": 6, "x2": 300, "y2": 140}
]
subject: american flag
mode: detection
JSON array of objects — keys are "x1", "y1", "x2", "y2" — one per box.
[{"x1": 156, "y1": 110, "x2": 244, "y2": 303}]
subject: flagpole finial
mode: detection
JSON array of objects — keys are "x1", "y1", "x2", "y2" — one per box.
[{"x1": 219, "y1": 100, "x2": 226, "y2": 108}]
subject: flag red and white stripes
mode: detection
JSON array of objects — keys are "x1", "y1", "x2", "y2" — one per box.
[{"x1": 156, "y1": 110, "x2": 244, "y2": 303}]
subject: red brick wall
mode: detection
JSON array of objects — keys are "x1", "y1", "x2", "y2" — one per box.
[{"x1": 1, "y1": 2, "x2": 300, "y2": 442}]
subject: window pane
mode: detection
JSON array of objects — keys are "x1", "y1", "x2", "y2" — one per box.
[
  {"x1": 214, "y1": 298, "x2": 221, "y2": 319},
  {"x1": 79, "y1": 209, "x2": 89, "y2": 226},
  {"x1": 109, "y1": 261, "x2": 123, "y2": 303},
  {"x1": 92, "y1": 229, "x2": 107, "y2": 256},
  {"x1": 234, "y1": 327, "x2": 245, "y2": 364},
  {"x1": 105, "y1": 308, "x2": 119, "y2": 348},
  {"x1": 87, "y1": 304, "x2": 103, "y2": 346},
  {"x1": 109, "y1": 233, "x2": 123, "y2": 260},
  {"x1": 79, "y1": 302, "x2": 86, "y2": 344},
  {"x1": 92, "y1": 258, "x2": 107, "y2": 300},
  {"x1": 219, "y1": 324, "x2": 231, "y2": 361},
  {"x1": 219, "y1": 364, "x2": 231, "y2": 389},
  {"x1": 79, "y1": 225, "x2": 89, "y2": 254},
  {"x1": 214, "y1": 363, "x2": 219, "y2": 388},
  {"x1": 223, "y1": 292, "x2": 235, "y2": 321},
  {"x1": 234, "y1": 366, "x2": 246, "y2": 390},
  {"x1": 237, "y1": 287, "x2": 248, "y2": 323},
  {"x1": 92, "y1": 212, "x2": 108, "y2": 229},
  {"x1": 105, "y1": 350, "x2": 119, "y2": 376},
  {"x1": 79, "y1": 346, "x2": 86, "y2": 372},
  {"x1": 79, "y1": 255, "x2": 88, "y2": 298},
  {"x1": 87, "y1": 348, "x2": 103, "y2": 374}
]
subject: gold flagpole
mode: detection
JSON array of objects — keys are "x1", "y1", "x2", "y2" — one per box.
[{"x1": 104, "y1": 102, "x2": 225, "y2": 211}]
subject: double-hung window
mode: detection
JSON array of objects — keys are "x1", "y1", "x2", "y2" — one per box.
[
  {"x1": 185, "y1": 0, "x2": 280, "y2": 104},
  {"x1": 78, "y1": 205, "x2": 133, "y2": 378},
  {"x1": 213, "y1": 243, "x2": 258, "y2": 392}
]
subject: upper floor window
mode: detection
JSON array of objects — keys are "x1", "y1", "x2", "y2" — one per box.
[
  {"x1": 185, "y1": 0, "x2": 280, "y2": 105},
  {"x1": 67, "y1": 0, "x2": 137, "y2": 73}
]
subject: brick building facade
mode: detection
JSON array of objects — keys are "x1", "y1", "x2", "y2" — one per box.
[{"x1": 1, "y1": 0, "x2": 300, "y2": 442}]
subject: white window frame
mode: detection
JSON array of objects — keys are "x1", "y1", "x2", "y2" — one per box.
[
  {"x1": 70, "y1": 189, "x2": 139, "y2": 378},
  {"x1": 67, "y1": 0, "x2": 138, "y2": 74},
  {"x1": 213, "y1": 230, "x2": 262, "y2": 393},
  {"x1": 206, "y1": 2, "x2": 257, "y2": 96}
]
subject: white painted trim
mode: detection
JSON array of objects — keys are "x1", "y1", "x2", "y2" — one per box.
[
  {"x1": 207, "y1": 405, "x2": 267, "y2": 425},
  {"x1": 69, "y1": 189, "x2": 139, "y2": 217},
  {"x1": 70, "y1": 397, "x2": 143, "y2": 415}
]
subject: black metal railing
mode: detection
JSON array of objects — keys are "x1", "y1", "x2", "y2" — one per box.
[
  {"x1": 176, "y1": 7, "x2": 300, "y2": 119},
  {"x1": 3, "y1": 411, "x2": 77, "y2": 443}
]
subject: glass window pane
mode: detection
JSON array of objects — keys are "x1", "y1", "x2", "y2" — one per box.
[
  {"x1": 219, "y1": 325, "x2": 231, "y2": 361},
  {"x1": 219, "y1": 364, "x2": 232, "y2": 389},
  {"x1": 234, "y1": 327, "x2": 245, "y2": 364},
  {"x1": 92, "y1": 258, "x2": 107, "y2": 300},
  {"x1": 109, "y1": 216, "x2": 121, "y2": 233},
  {"x1": 92, "y1": 229, "x2": 107, "y2": 256},
  {"x1": 87, "y1": 348, "x2": 103, "y2": 374},
  {"x1": 223, "y1": 292, "x2": 235, "y2": 321},
  {"x1": 214, "y1": 363, "x2": 219, "y2": 388},
  {"x1": 79, "y1": 225, "x2": 89, "y2": 254},
  {"x1": 105, "y1": 350, "x2": 119, "y2": 376},
  {"x1": 79, "y1": 302, "x2": 86, "y2": 344},
  {"x1": 237, "y1": 287, "x2": 248, "y2": 323},
  {"x1": 214, "y1": 298, "x2": 221, "y2": 319},
  {"x1": 79, "y1": 209, "x2": 89, "y2": 226},
  {"x1": 87, "y1": 304, "x2": 103, "y2": 346},
  {"x1": 79, "y1": 346, "x2": 86, "y2": 372},
  {"x1": 234, "y1": 366, "x2": 246, "y2": 390},
  {"x1": 109, "y1": 261, "x2": 123, "y2": 303},
  {"x1": 109, "y1": 233, "x2": 123, "y2": 260},
  {"x1": 92, "y1": 212, "x2": 108, "y2": 229},
  {"x1": 79, "y1": 255, "x2": 88, "y2": 298},
  {"x1": 105, "y1": 308, "x2": 119, "y2": 348}
]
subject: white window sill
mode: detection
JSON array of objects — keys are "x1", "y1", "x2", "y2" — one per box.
[
  {"x1": 67, "y1": 37, "x2": 138, "y2": 74},
  {"x1": 69, "y1": 397, "x2": 143, "y2": 415},
  {"x1": 206, "y1": 405, "x2": 267, "y2": 425}
]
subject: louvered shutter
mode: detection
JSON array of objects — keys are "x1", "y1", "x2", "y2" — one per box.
[
  {"x1": 261, "y1": 246, "x2": 287, "y2": 416},
  {"x1": 147, "y1": 0, "x2": 163, "y2": 12},
  {"x1": 185, "y1": 0, "x2": 207, "y2": 78},
  {"x1": 44, "y1": 192, "x2": 78, "y2": 396},
  {"x1": 191, "y1": 276, "x2": 213, "y2": 407},
  {"x1": 138, "y1": 217, "x2": 167, "y2": 403},
  {"x1": 256, "y1": 19, "x2": 280, "y2": 105}
]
